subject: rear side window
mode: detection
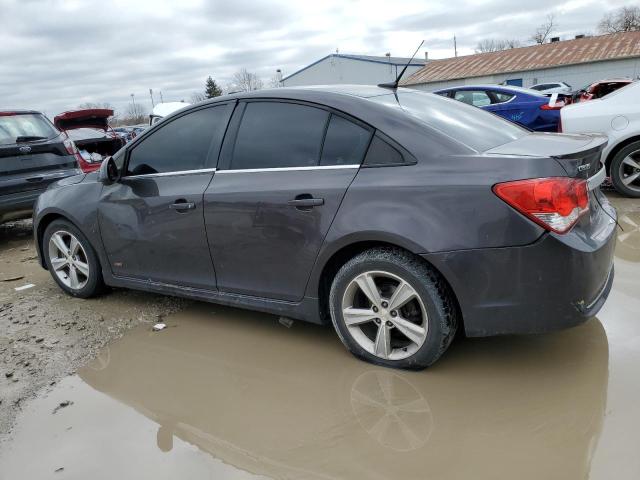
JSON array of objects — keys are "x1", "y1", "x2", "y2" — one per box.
[
  {"x1": 320, "y1": 115, "x2": 372, "y2": 166},
  {"x1": 231, "y1": 102, "x2": 329, "y2": 170},
  {"x1": 493, "y1": 92, "x2": 515, "y2": 103},
  {"x1": 0, "y1": 113, "x2": 58, "y2": 145},
  {"x1": 126, "y1": 105, "x2": 228, "y2": 176},
  {"x1": 454, "y1": 90, "x2": 491, "y2": 107},
  {"x1": 363, "y1": 134, "x2": 406, "y2": 166}
]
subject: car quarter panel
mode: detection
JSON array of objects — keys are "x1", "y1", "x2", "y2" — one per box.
[{"x1": 304, "y1": 153, "x2": 567, "y2": 298}]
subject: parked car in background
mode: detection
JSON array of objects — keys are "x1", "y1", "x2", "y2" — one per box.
[
  {"x1": 530, "y1": 81, "x2": 572, "y2": 95},
  {"x1": 54, "y1": 109, "x2": 124, "y2": 172},
  {"x1": 0, "y1": 110, "x2": 80, "y2": 224},
  {"x1": 34, "y1": 86, "x2": 615, "y2": 369},
  {"x1": 573, "y1": 79, "x2": 633, "y2": 103},
  {"x1": 113, "y1": 127, "x2": 135, "y2": 143},
  {"x1": 434, "y1": 85, "x2": 564, "y2": 132},
  {"x1": 561, "y1": 81, "x2": 640, "y2": 197},
  {"x1": 149, "y1": 102, "x2": 190, "y2": 125}
]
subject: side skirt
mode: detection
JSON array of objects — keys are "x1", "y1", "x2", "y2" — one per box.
[{"x1": 105, "y1": 274, "x2": 324, "y2": 325}]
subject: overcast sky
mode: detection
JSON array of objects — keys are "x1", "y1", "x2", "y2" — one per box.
[{"x1": 0, "y1": 0, "x2": 634, "y2": 118}]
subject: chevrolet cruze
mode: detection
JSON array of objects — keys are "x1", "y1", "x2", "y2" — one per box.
[{"x1": 33, "y1": 86, "x2": 616, "y2": 369}]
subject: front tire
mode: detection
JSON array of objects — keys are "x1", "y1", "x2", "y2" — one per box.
[
  {"x1": 329, "y1": 248, "x2": 458, "y2": 369},
  {"x1": 43, "y1": 219, "x2": 104, "y2": 298},
  {"x1": 610, "y1": 141, "x2": 640, "y2": 198}
]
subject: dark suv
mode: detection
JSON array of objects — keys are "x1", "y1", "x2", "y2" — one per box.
[
  {"x1": 1, "y1": 110, "x2": 80, "y2": 224},
  {"x1": 33, "y1": 86, "x2": 616, "y2": 369}
]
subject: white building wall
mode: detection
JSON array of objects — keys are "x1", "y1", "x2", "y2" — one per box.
[
  {"x1": 282, "y1": 56, "x2": 423, "y2": 87},
  {"x1": 409, "y1": 57, "x2": 640, "y2": 92}
]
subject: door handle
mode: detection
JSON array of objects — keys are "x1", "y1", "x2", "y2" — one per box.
[
  {"x1": 26, "y1": 176, "x2": 44, "y2": 183},
  {"x1": 288, "y1": 196, "x2": 324, "y2": 209},
  {"x1": 170, "y1": 200, "x2": 196, "y2": 212}
]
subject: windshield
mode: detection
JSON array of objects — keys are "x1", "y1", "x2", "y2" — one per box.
[
  {"x1": 370, "y1": 90, "x2": 527, "y2": 152},
  {"x1": 0, "y1": 113, "x2": 58, "y2": 145}
]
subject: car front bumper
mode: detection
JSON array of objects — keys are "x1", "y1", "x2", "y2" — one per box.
[{"x1": 422, "y1": 203, "x2": 617, "y2": 337}]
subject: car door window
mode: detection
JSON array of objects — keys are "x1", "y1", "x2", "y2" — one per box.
[
  {"x1": 492, "y1": 92, "x2": 515, "y2": 104},
  {"x1": 126, "y1": 105, "x2": 228, "y2": 176},
  {"x1": 320, "y1": 115, "x2": 372, "y2": 166},
  {"x1": 454, "y1": 90, "x2": 491, "y2": 107},
  {"x1": 230, "y1": 102, "x2": 329, "y2": 170}
]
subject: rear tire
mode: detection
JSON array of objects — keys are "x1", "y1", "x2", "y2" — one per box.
[
  {"x1": 610, "y1": 141, "x2": 640, "y2": 198},
  {"x1": 329, "y1": 247, "x2": 458, "y2": 370},
  {"x1": 43, "y1": 219, "x2": 105, "y2": 298}
]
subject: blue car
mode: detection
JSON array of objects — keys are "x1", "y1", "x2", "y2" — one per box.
[{"x1": 434, "y1": 85, "x2": 562, "y2": 132}]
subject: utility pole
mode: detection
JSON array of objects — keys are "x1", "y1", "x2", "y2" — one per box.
[
  {"x1": 130, "y1": 93, "x2": 137, "y2": 119},
  {"x1": 149, "y1": 89, "x2": 155, "y2": 108},
  {"x1": 159, "y1": 91, "x2": 164, "y2": 103},
  {"x1": 454, "y1": 35, "x2": 458, "y2": 57}
]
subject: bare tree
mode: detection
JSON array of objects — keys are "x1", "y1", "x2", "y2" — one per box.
[
  {"x1": 598, "y1": 6, "x2": 640, "y2": 33},
  {"x1": 126, "y1": 102, "x2": 147, "y2": 125},
  {"x1": 475, "y1": 38, "x2": 522, "y2": 53},
  {"x1": 77, "y1": 101, "x2": 114, "y2": 110},
  {"x1": 531, "y1": 14, "x2": 556, "y2": 44},
  {"x1": 231, "y1": 68, "x2": 264, "y2": 92}
]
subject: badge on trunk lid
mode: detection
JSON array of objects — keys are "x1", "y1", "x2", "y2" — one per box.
[{"x1": 19, "y1": 146, "x2": 31, "y2": 154}]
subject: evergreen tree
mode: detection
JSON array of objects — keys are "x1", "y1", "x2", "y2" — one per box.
[{"x1": 205, "y1": 76, "x2": 223, "y2": 98}]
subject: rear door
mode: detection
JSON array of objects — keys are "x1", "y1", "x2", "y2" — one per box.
[
  {"x1": 98, "y1": 103, "x2": 233, "y2": 289},
  {"x1": 204, "y1": 100, "x2": 373, "y2": 301}
]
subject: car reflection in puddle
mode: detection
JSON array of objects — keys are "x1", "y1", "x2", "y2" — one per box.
[
  {"x1": 616, "y1": 212, "x2": 640, "y2": 263},
  {"x1": 69, "y1": 302, "x2": 609, "y2": 480}
]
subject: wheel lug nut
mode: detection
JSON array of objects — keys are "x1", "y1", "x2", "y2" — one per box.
[
  {"x1": 375, "y1": 318, "x2": 381, "y2": 324},
  {"x1": 372, "y1": 306, "x2": 378, "y2": 313},
  {"x1": 386, "y1": 321, "x2": 393, "y2": 327},
  {"x1": 390, "y1": 310, "x2": 397, "y2": 317},
  {"x1": 381, "y1": 301, "x2": 388, "y2": 308}
]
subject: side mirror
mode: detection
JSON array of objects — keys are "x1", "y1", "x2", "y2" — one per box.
[{"x1": 98, "y1": 156, "x2": 119, "y2": 185}]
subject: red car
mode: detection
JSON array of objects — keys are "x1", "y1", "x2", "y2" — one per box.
[
  {"x1": 573, "y1": 79, "x2": 633, "y2": 103},
  {"x1": 54, "y1": 109, "x2": 124, "y2": 172}
]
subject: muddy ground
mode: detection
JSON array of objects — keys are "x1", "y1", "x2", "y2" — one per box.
[
  {"x1": 0, "y1": 193, "x2": 639, "y2": 479},
  {"x1": 0, "y1": 219, "x2": 189, "y2": 435}
]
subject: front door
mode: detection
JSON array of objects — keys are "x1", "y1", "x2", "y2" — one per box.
[
  {"x1": 99, "y1": 103, "x2": 233, "y2": 289},
  {"x1": 204, "y1": 101, "x2": 373, "y2": 301}
]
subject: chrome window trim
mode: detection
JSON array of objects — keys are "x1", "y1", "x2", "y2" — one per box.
[
  {"x1": 217, "y1": 164, "x2": 360, "y2": 174},
  {"x1": 126, "y1": 167, "x2": 217, "y2": 179}
]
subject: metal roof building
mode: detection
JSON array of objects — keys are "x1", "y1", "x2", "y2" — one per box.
[
  {"x1": 281, "y1": 53, "x2": 426, "y2": 87},
  {"x1": 402, "y1": 31, "x2": 640, "y2": 91}
]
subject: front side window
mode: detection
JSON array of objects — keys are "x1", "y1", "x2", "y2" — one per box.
[
  {"x1": 126, "y1": 105, "x2": 228, "y2": 176},
  {"x1": 320, "y1": 115, "x2": 372, "y2": 166},
  {"x1": 454, "y1": 90, "x2": 491, "y2": 107},
  {"x1": 230, "y1": 102, "x2": 329, "y2": 170}
]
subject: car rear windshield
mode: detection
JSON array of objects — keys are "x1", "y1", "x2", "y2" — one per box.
[
  {"x1": 0, "y1": 113, "x2": 58, "y2": 145},
  {"x1": 370, "y1": 90, "x2": 527, "y2": 152}
]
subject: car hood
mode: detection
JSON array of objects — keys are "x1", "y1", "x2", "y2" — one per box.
[{"x1": 54, "y1": 109, "x2": 112, "y2": 131}]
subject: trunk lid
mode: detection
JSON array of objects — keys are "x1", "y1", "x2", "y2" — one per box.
[
  {"x1": 54, "y1": 109, "x2": 112, "y2": 132},
  {"x1": 486, "y1": 132, "x2": 607, "y2": 179}
]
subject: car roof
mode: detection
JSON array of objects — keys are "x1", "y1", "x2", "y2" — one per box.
[
  {"x1": 0, "y1": 110, "x2": 43, "y2": 115},
  {"x1": 435, "y1": 84, "x2": 546, "y2": 97}
]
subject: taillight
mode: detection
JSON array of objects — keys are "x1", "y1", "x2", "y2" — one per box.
[
  {"x1": 540, "y1": 101, "x2": 564, "y2": 110},
  {"x1": 493, "y1": 177, "x2": 589, "y2": 234}
]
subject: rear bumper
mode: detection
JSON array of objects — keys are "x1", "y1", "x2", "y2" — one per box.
[{"x1": 422, "y1": 206, "x2": 617, "y2": 337}]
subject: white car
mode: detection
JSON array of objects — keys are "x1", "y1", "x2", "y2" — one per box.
[
  {"x1": 561, "y1": 81, "x2": 640, "y2": 197},
  {"x1": 530, "y1": 82, "x2": 572, "y2": 95},
  {"x1": 149, "y1": 102, "x2": 190, "y2": 126}
]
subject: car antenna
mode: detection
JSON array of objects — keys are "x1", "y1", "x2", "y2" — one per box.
[{"x1": 378, "y1": 40, "x2": 424, "y2": 90}]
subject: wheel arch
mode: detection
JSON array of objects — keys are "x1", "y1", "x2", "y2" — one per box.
[
  {"x1": 313, "y1": 238, "x2": 463, "y2": 331},
  {"x1": 36, "y1": 212, "x2": 94, "y2": 270},
  {"x1": 604, "y1": 134, "x2": 640, "y2": 174}
]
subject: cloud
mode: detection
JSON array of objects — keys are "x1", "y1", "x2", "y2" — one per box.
[{"x1": 0, "y1": 0, "x2": 633, "y2": 118}]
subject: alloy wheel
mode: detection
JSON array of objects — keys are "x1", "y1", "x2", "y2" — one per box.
[
  {"x1": 48, "y1": 230, "x2": 90, "y2": 290},
  {"x1": 619, "y1": 150, "x2": 640, "y2": 193},
  {"x1": 341, "y1": 271, "x2": 428, "y2": 361}
]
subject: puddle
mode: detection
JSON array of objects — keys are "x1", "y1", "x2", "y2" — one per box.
[{"x1": 0, "y1": 304, "x2": 616, "y2": 479}]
